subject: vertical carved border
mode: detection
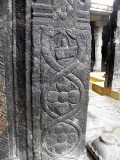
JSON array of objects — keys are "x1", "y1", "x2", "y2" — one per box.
[
  {"x1": 3, "y1": 0, "x2": 17, "y2": 159},
  {"x1": 32, "y1": 24, "x2": 41, "y2": 160},
  {"x1": 0, "y1": 0, "x2": 33, "y2": 159},
  {"x1": 32, "y1": 2, "x2": 54, "y2": 159},
  {"x1": 0, "y1": 5, "x2": 9, "y2": 160},
  {"x1": 26, "y1": 0, "x2": 34, "y2": 159}
]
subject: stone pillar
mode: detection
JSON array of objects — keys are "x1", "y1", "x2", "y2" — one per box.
[
  {"x1": 0, "y1": 0, "x2": 91, "y2": 160},
  {"x1": 105, "y1": 0, "x2": 120, "y2": 89},
  {"x1": 112, "y1": 10, "x2": 120, "y2": 89},
  {"x1": 94, "y1": 21, "x2": 104, "y2": 72},
  {"x1": 104, "y1": 11, "x2": 116, "y2": 89},
  {"x1": 0, "y1": 3, "x2": 9, "y2": 160},
  {"x1": 0, "y1": 0, "x2": 28, "y2": 160},
  {"x1": 32, "y1": 1, "x2": 91, "y2": 159},
  {"x1": 0, "y1": 1, "x2": 18, "y2": 159}
]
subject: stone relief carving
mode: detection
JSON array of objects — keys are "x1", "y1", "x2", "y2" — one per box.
[
  {"x1": 40, "y1": 27, "x2": 84, "y2": 158},
  {"x1": 32, "y1": 0, "x2": 91, "y2": 159},
  {"x1": 0, "y1": 0, "x2": 90, "y2": 159}
]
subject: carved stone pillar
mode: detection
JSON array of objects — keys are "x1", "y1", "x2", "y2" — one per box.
[
  {"x1": 32, "y1": 0, "x2": 91, "y2": 159},
  {"x1": 94, "y1": 21, "x2": 105, "y2": 72},
  {"x1": 0, "y1": 0, "x2": 91, "y2": 160}
]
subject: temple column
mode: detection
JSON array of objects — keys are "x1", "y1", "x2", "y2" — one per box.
[
  {"x1": 94, "y1": 21, "x2": 105, "y2": 72},
  {"x1": 0, "y1": 0, "x2": 91, "y2": 160},
  {"x1": 112, "y1": 10, "x2": 120, "y2": 89}
]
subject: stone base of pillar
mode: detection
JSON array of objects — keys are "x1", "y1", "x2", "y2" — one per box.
[
  {"x1": 93, "y1": 69, "x2": 101, "y2": 72},
  {"x1": 87, "y1": 142, "x2": 99, "y2": 160},
  {"x1": 87, "y1": 133, "x2": 120, "y2": 160},
  {"x1": 93, "y1": 66, "x2": 102, "y2": 72}
]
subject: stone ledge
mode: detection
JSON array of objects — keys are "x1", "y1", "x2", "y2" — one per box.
[
  {"x1": 90, "y1": 72, "x2": 105, "y2": 83},
  {"x1": 111, "y1": 90, "x2": 120, "y2": 100},
  {"x1": 90, "y1": 2, "x2": 113, "y2": 13},
  {"x1": 90, "y1": 82, "x2": 120, "y2": 101},
  {"x1": 89, "y1": 72, "x2": 120, "y2": 100}
]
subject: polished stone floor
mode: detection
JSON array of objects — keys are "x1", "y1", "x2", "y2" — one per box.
[{"x1": 86, "y1": 90, "x2": 120, "y2": 159}]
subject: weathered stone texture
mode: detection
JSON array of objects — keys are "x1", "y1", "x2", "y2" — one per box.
[
  {"x1": 0, "y1": 1, "x2": 9, "y2": 159},
  {"x1": 32, "y1": 0, "x2": 91, "y2": 159},
  {"x1": 0, "y1": 0, "x2": 27, "y2": 159},
  {"x1": 0, "y1": 0, "x2": 91, "y2": 160},
  {"x1": 111, "y1": 0, "x2": 120, "y2": 89},
  {"x1": 112, "y1": 15, "x2": 120, "y2": 89},
  {"x1": 88, "y1": 133, "x2": 120, "y2": 160}
]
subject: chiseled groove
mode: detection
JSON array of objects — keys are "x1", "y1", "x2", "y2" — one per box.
[
  {"x1": 33, "y1": 13, "x2": 53, "y2": 18},
  {"x1": 77, "y1": 18, "x2": 89, "y2": 23}
]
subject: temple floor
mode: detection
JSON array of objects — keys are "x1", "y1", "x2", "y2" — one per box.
[{"x1": 86, "y1": 90, "x2": 120, "y2": 159}]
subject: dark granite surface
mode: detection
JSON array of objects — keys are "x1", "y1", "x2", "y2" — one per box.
[
  {"x1": 0, "y1": 0, "x2": 91, "y2": 159},
  {"x1": 32, "y1": 0, "x2": 91, "y2": 159}
]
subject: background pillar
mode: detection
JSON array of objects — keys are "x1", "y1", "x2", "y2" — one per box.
[
  {"x1": 94, "y1": 21, "x2": 105, "y2": 72},
  {"x1": 105, "y1": 0, "x2": 120, "y2": 88},
  {"x1": 112, "y1": 10, "x2": 120, "y2": 89}
]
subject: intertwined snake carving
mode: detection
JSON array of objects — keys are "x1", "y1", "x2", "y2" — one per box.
[{"x1": 41, "y1": 27, "x2": 85, "y2": 158}]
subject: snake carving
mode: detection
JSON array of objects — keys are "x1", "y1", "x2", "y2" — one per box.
[{"x1": 40, "y1": 27, "x2": 85, "y2": 158}]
